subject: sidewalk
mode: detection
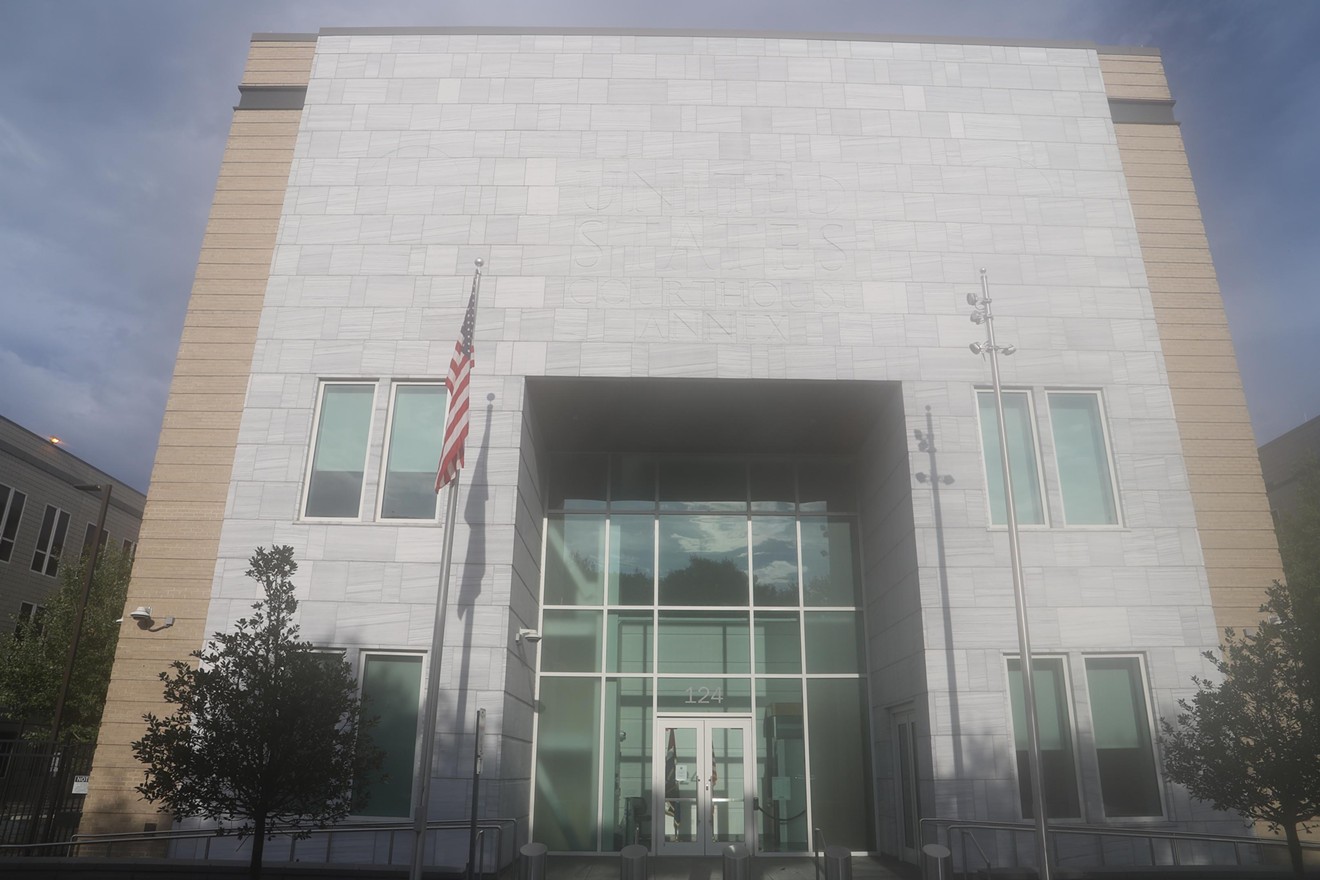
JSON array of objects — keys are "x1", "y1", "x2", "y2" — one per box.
[{"x1": 544, "y1": 854, "x2": 919, "y2": 880}]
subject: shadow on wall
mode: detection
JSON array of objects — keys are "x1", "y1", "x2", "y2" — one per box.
[{"x1": 913, "y1": 405, "x2": 963, "y2": 785}]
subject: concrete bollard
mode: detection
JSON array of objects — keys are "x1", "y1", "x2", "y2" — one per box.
[
  {"x1": 824, "y1": 845, "x2": 852, "y2": 880},
  {"x1": 520, "y1": 842, "x2": 548, "y2": 880},
  {"x1": 621, "y1": 843, "x2": 649, "y2": 880},
  {"x1": 723, "y1": 843, "x2": 750, "y2": 880}
]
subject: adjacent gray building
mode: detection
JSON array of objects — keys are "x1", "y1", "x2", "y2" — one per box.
[{"x1": 0, "y1": 414, "x2": 144, "y2": 736}]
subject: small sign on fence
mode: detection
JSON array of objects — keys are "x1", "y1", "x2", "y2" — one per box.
[{"x1": 72, "y1": 775, "x2": 89, "y2": 795}]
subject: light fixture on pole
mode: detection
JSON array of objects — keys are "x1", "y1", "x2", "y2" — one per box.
[
  {"x1": 50, "y1": 483, "x2": 112, "y2": 742},
  {"x1": 969, "y1": 269, "x2": 1052, "y2": 880}
]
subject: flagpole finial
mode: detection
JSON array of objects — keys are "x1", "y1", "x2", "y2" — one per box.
[{"x1": 474, "y1": 257, "x2": 484, "y2": 269}]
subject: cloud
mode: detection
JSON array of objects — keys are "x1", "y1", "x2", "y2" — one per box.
[
  {"x1": 0, "y1": 348, "x2": 164, "y2": 491},
  {"x1": 0, "y1": 0, "x2": 1314, "y2": 491},
  {"x1": 0, "y1": 113, "x2": 48, "y2": 171}
]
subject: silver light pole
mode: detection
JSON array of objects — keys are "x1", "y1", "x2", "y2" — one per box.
[{"x1": 969, "y1": 269, "x2": 1052, "y2": 880}]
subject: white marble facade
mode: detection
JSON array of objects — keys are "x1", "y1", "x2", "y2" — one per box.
[{"x1": 206, "y1": 31, "x2": 1230, "y2": 859}]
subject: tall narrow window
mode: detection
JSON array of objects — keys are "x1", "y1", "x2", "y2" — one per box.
[
  {"x1": 379, "y1": 383, "x2": 447, "y2": 519},
  {"x1": 1007, "y1": 657, "x2": 1080, "y2": 819},
  {"x1": 15, "y1": 602, "x2": 45, "y2": 637},
  {"x1": 977, "y1": 391, "x2": 1046, "y2": 525},
  {"x1": 357, "y1": 653, "x2": 423, "y2": 817},
  {"x1": 0, "y1": 485, "x2": 25, "y2": 563},
  {"x1": 1085, "y1": 657, "x2": 1162, "y2": 817},
  {"x1": 82, "y1": 522, "x2": 108, "y2": 557},
  {"x1": 304, "y1": 383, "x2": 375, "y2": 519},
  {"x1": 30, "y1": 505, "x2": 70, "y2": 577},
  {"x1": 1047, "y1": 393, "x2": 1119, "y2": 525}
]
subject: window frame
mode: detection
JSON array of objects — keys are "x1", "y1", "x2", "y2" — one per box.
[
  {"x1": 975, "y1": 389, "x2": 1050, "y2": 528},
  {"x1": 82, "y1": 521, "x2": 109, "y2": 558},
  {"x1": 1082, "y1": 653, "x2": 1165, "y2": 820},
  {"x1": 375, "y1": 381, "x2": 447, "y2": 523},
  {"x1": 1044, "y1": 390, "x2": 1123, "y2": 528},
  {"x1": 30, "y1": 505, "x2": 70, "y2": 577},
  {"x1": 300, "y1": 380, "x2": 378, "y2": 522},
  {"x1": 15, "y1": 601, "x2": 46, "y2": 637},
  {"x1": 1004, "y1": 654, "x2": 1085, "y2": 822},
  {"x1": 0, "y1": 484, "x2": 26, "y2": 563}
]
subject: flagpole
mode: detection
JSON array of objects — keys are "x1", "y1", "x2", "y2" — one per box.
[
  {"x1": 411, "y1": 259, "x2": 483, "y2": 880},
  {"x1": 411, "y1": 470, "x2": 462, "y2": 880}
]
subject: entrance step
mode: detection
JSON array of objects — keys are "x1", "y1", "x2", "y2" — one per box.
[{"x1": 544, "y1": 854, "x2": 918, "y2": 880}]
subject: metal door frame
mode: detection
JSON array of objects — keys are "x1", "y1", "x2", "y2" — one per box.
[
  {"x1": 893, "y1": 708, "x2": 921, "y2": 863},
  {"x1": 653, "y1": 714, "x2": 755, "y2": 856}
]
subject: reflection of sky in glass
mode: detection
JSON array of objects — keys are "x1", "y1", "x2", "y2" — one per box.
[
  {"x1": 800, "y1": 517, "x2": 858, "y2": 606},
  {"x1": 1048, "y1": 393, "x2": 1118, "y2": 525},
  {"x1": 659, "y1": 516, "x2": 747, "y2": 575},
  {"x1": 752, "y1": 518, "x2": 798, "y2": 605},
  {"x1": 545, "y1": 516, "x2": 605, "y2": 605},
  {"x1": 658, "y1": 515, "x2": 748, "y2": 606},
  {"x1": 609, "y1": 516, "x2": 654, "y2": 605},
  {"x1": 314, "y1": 385, "x2": 374, "y2": 470}
]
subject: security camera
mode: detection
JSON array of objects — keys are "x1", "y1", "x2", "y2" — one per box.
[
  {"x1": 130, "y1": 606, "x2": 153, "y2": 621},
  {"x1": 516, "y1": 628, "x2": 542, "y2": 644}
]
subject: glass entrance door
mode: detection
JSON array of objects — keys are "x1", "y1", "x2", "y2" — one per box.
[{"x1": 654, "y1": 716, "x2": 753, "y2": 855}]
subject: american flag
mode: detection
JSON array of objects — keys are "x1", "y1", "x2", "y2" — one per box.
[{"x1": 435, "y1": 266, "x2": 481, "y2": 492}]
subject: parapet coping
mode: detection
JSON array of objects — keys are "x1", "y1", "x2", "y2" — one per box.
[{"x1": 251, "y1": 28, "x2": 1159, "y2": 55}]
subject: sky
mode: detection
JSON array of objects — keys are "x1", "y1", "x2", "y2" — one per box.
[{"x1": 1, "y1": 1, "x2": 1317, "y2": 493}]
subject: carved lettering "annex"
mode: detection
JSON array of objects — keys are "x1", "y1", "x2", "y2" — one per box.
[{"x1": 633, "y1": 311, "x2": 802, "y2": 343}]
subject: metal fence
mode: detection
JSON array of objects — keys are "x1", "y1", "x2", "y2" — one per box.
[{"x1": 0, "y1": 740, "x2": 96, "y2": 852}]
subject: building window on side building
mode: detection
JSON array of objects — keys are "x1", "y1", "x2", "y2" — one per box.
[
  {"x1": 0, "y1": 484, "x2": 25, "y2": 563},
  {"x1": 1047, "y1": 392, "x2": 1120, "y2": 526},
  {"x1": 303, "y1": 383, "x2": 376, "y2": 520},
  {"x1": 1007, "y1": 657, "x2": 1081, "y2": 819},
  {"x1": 977, "y1": 390, "x2": 1047, "y2": 526},
  {"x1": 122, "y1": 539, "x2": 136, "y2": 561},
  {"x1": 30, "y1": 505, "x2": 70, "y2": 577},
  {"x1": 15, "y1": 601, "x2": 45, "y2": 637},
  {"x1": 1084, "y1": 656, "x2": 1163, "y2": 817},
  {"x1": 355, "y1": 653, "x2": 423, "y2": 818},
  {"x1": 378, "y1": 383, "x2": 447, "y2": 520},
  {"x1": 82, "y1": 521, "x2": 109, "y2": 557}
]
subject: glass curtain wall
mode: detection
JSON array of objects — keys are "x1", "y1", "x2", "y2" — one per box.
[{"x1": 532, "y1": 455, "x2": 873, "y2": 853}]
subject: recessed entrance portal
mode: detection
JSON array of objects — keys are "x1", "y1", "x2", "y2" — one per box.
[
  {"x1": 654, "y1": 716, "x2": 754, "y2": 855},
  {"x1": 526, "y1": 379, "x2": 891, "y2": 854}
]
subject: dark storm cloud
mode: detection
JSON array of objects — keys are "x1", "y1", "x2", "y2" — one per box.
[{"x1": 0, "y1": 1, "x2": 1315, "y2": 492}]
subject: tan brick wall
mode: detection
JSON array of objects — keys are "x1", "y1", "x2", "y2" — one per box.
[
  {"x1": 1101, "y1": 51, "x2": 1284, "y2": 632},
  {"x1": 79, "y1": 39, "x2": 313, "y2": 846}
]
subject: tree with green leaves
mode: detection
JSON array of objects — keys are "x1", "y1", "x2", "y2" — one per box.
[
  {"x1": 132, "y1": 546, "x2": 382, "y2": 879},
  {"x1": 1160, "y1": 582, "x2": 1320, "y2": 878},
  {"x1": 0, "y1": 547, "x2": 133, "y2": 741}
]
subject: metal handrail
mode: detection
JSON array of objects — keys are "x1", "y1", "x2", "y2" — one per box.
[
  {"x1": 4, "y1": 816, "x2": 518, "y2": 872},
  {"x1": 916, "y1": 816, "x2": 1320, "y2": 879},
  {"x1": 956, "y1": 827, "x2": 994, "y2": 874}
]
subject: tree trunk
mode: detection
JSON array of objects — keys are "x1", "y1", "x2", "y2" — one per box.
[
  {"x1": 1284, "y1": 820, "x2": 1304, "y2": 880},
  {"x1": 250, "y1": 811, "x2": 266, "y2": 880}
]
